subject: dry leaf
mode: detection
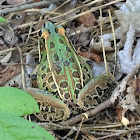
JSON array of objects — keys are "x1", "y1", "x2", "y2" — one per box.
[
  {"x1": 76, "y1": 13, "x2": 96, "y2": 27},
  {"x1": 0, "y1": 52, "x2": 12, "y2": 63},
  {"x1": 118, "y1": 25, "x2": 140, "y2": 74},
  {"x1": 77, "y1": 47, "x2": 101, "y2": 62},
  {"x1": 119, "y1": 87, "x2": 138, "y2": 111},
  {"x1": 116, "y1": 107, "x2": 129, "y2": 126},
  {"x1": 0, "y1": 24, "x2": 17, "y2": 45},
  {"x1": 0, "y1": 65, "x2": 21, "y2": 85},
  {"x1": 90, "y1": 27, "x2": 124, "y2": 53},
  {"x1": 25, "y1": 53, "x2": 35, "y2": 75},
  {"x1": 115, "y1": 0, "x2": 140, "y2": 34}
]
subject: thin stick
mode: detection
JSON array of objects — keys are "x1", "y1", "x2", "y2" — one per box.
[
  {"x1": 0, "y1": 0, "x2": 33, "y2": 8},
  {"x1": 0, "y1": 0, "x2": 61, "y2": 15},
  {"x1": 61, "y1": 99, "x2": 112, "y2": 126},
  {"x1": 99, "y1": 8, "x2": 108, "y2": 73},
  {"x1": 0, "y1": 47, "x2": 17, "y2": 55},
  {"x1": 17, "y1": 45, "x2": 25, "y2": 89},
  {"x1": 108, "y1": 9, "x2": 117, "y2": 76}
]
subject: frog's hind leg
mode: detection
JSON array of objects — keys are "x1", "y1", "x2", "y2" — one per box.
[
  {"x1": 26, "y1": 88, "x2": 70, "y2": 122},
  {"x1": 77, "y1": 73, "x2": 116, "y2": 110}
]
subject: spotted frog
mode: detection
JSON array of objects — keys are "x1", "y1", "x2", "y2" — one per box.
[{"x1": 27, "y1": 22, "x2": 115, "y2": 122}]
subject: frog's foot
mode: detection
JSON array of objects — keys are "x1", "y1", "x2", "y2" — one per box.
[
  {"x1": 25, "y1": 88, "x2": 70, "y2": 122},
  {"x1": 77, "y1": 73, "x2": 116, "y2": 110}
]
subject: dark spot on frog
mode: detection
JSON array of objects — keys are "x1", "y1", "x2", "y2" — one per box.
[
  {"x1": 71, "y1": 99, "x2": 74, "y2": 102},
  {"x1": 31, "y1": 126, "x2": 35, "y2": 128},
  {"x1": 83, "y1": 74, "x2": 85, "y2": 80},
  {"x1": 60, "y1": 81, "x2": 68, "y2": 88},
  {"x1": 60, "y1": 110, "x2": 64, "y2": 116},
  {"x1": 50, "y1": 41, "x2": 55, "y2": 49},
  {"x1": 59, "y1": 39, "x2": 64, "y2": 44},
  {"x1": 87, "y1": 74, "x2": 91, "y2": 79},
  {"x1": 84, "y1": 66, "x2": 88, "y2": 71},
  {"x1": 42, "y1": 137, "x2": 46, "y2": 139},
  {"x1": 43, "y1": 82, "x2": 47, "y2": 87},
  {"x1": 41, "y1": 65, "x2": 46, "y2": 71},
  {"x1": 43, "y1": 114, "x2": 47, "y2": 119},
  {"x1": 76, "y1": 83, "x2": 82, "y2": 89},
  {"x1": 66, "y1": 46, "x2": 71, "y2": 52},
  {"x1": 51, "y1": 84, "x2": 57, "y2": 89},
  {"x1": 69, "y1": 57, "x2": 74, "y2": 63},
  {"x1": 55, "y1": 27, "x2": 58, "y2": 33},
  {"x1": 96, "y1": 86, "x2": 102, "y2": 96},
  {"x1": 106, "y1": 82, "x2": 111, "y2": 87},
  {"x1": 86, "y1": 95, "x2": 92, "y2": 100},
  {"x1": 41, "y1": 74, "x2": 46, "y2": 79},
  {"x1": 64, "y1": 93, "x2": 70, "y2": 99},
  {"x1": 83, "y1": 82, "x2": 86, "y2": 86},
  {"x1": 38, "y1": 102, "x2": 41, "y2": 107},
  {"x1": 46, "y1": 87, "x2": 48, "y2": 90},
  {"x1": 83, "y1": 101, "x2": 88, "y2": 107},
  {"x1": 50, "y1": 107, "x2": 55, "y2": 113},
  {"x1": 72, "y1": 71, "x2": 80, "y2": 78},
  {"x1": 94, "y1": 96, "x2": 101, "y2": 104},
  {"x1": 63, "y1": 60, "x2": 70, "y2": 66},
  {"x1": 55, "y1": 65, "x2": 62, "y2": 74},
  {"x1": 53, "y1": 54, "x2": 59, "y2": 61},
  {"x1": 47, "y1": 68, "x2": 50, "y2": 73},
  {"x1": 45, "y1": 106, "x2": 49, "y2": 111},
  {"x1": 74, "y1": 89, "x2": 79, "y2": 95},
  {"x1": 48, "y1": 76, "x2": 53, "y2": 83},
  {"x1": 47, "y1": 29, "x2": 51, "y2": 34}
]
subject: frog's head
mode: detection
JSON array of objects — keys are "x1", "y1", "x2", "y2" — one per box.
[{"x1": 39, "y1": 21, "x2": 66, "y2": 39}]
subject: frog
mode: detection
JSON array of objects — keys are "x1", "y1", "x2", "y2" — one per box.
[{"x1": 26, "y1": 21, "x2": 116, "y2": 122}]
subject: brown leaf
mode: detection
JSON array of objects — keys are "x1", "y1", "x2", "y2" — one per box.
[
  {"x1": 131, "y1": 79, "x2": 140, "y2": 96},
  {"x1": 77, "y1": 47, "x2": 102, "y2": 62},
  {"x1": 116, "y1": 107, "x2": 129, "y2": 126},
  {"x1": 0, "y1": 24, "x2": 17, "y2": 45},
  {"x1": 0, "y1": 65, "x2": 21, "y2": 86},
  {"x1": 76, "y1": 13, "x2": 96, "y2": 27},
  {"x1": 116, "y1": 107, "x2": 123, "y2": 122}
]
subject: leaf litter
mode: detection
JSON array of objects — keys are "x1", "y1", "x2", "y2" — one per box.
[{"x1": 0, "y1": 0, "x2": 140, "y2": 139}]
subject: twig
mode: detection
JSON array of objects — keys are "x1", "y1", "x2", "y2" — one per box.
[
  {"x1": 60, "y1": 99, "x2": 112, "y2": 126},
  {"x1": 99, "y1": 8, "x2": 108, "y2": 73},
  {"x1": 1, "y1": 62, "x2": 37, "y2": 66},
  {"x1": 0, "y1": 47, "x2": 17, "y2": 55},
  {"x1": 0, "y1": 0, "x2": 62, "y2": 15},
  {"x1": 17, "y1": 45, "x2": 25, "y2": 89},
  {"x1": 58, "y1": 0, "x2": 123, "y2": 25},
  {"x1": 108, "y1": 9, "x2": 117, "y2": 76},
  {"x1": 0, "y1": 0, "x2": 33, "y2": 8}
]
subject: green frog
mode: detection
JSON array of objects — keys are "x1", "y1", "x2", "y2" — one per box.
[{"x1": 26, "y1": 22, "x2": 115, "y2": 122}]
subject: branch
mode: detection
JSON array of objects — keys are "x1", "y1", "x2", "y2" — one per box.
[
  {"x1": 60, "y1": 99, "x2": 112, "y2": 126},
  {"x1": 0, "y1": 0, "x2": 62, "y2": 15}
]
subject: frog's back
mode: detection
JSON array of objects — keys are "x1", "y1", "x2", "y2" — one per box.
[{"x1": 37, "y1": 22, "x2": 92, "y2": 103}]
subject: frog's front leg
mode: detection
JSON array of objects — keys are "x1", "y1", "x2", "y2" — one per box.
[
  {"x1": 25, "y1": 88, "x2": 70, "y2": 121},
  {"x1": 77, "y1": 73, "x2": 116, "y2": 110}
]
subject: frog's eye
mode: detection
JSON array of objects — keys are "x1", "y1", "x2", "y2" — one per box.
[{"x1": 38, "y1": 30, "x2": 42, "y2": 37}]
